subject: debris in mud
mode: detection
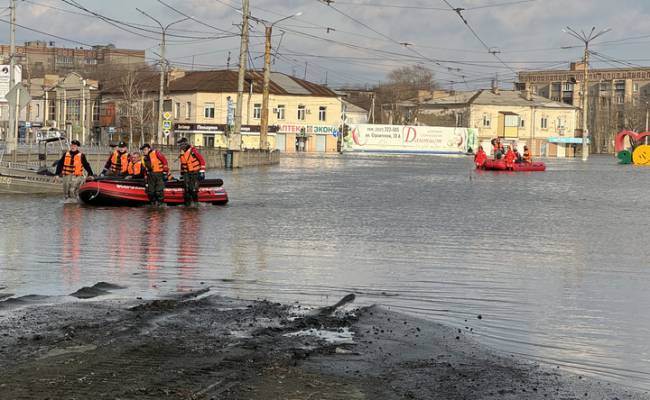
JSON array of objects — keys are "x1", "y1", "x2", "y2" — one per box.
[
  {"x1": 69, "y1": 282, "x2": 126, "y2": 299},
  {"x1": 0, "y1": 293, "x2": 647, "y2": 400}
]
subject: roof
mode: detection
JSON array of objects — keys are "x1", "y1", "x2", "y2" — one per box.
[
  {"x1": 342, "y1": 99, "x2": 368, "y2": 113},
  {"x1": 417, "y1": 89, "x2": 575, "y2": 109},
  {"x1": 472, "y1": 90, "x2": 576, "y2": 108},
  {"x1": 101, "y1": 70, "x2": 338, "y2": 97}
]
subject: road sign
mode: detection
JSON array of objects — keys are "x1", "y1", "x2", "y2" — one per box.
[
  {"x1": 332, "y1": 130, "x2": 339, "y2": 138},
  {"x1": 163, "y1": 111, "x2": 172, "y2": 120},
  {"x1": 5, "y1": 82, "x2": 31, "y2": 110},
  {"x1": 162, "y1": 121, "x2": 172, "y2": 130},
  {"x1": 163, "y1": 129, "x2": 171, "y2": 137}
]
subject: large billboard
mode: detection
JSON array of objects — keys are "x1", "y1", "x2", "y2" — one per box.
[
  {"x1": 0, "y1": 65, "x2": 22, "y2": 102},
  {"x1": 344, "y1": 124, "x2": 478, "y2": 154}
]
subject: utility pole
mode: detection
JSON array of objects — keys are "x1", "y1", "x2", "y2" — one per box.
[
  {"x1": 232, "y1": 0, "x2": 250, "y2": 151},
  {"x1": 137, "y1": 9, "x2": 189, "y2": 146},
  {"x1": 8, "y1": 0, "x2": 16, "y2": 158},
  {"x1": 645, "y1": 101, "x2": 648, "y2": 132},
  {"x1": 260, "y1": 25, "x2": 272, "y2": 151},
  {"x1": 564, "y1": 26, "x2": 611, "y2": 161},
  {"x1": 257, "y1": 11, "x2": 301, "y2": 151}
]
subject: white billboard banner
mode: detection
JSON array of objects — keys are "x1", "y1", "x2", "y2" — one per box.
[
  {"x1": 0, "y1": 65, "x2": 22, "y2": 103},
  {"x1": 344, "y1": 124, "x2": 478, "y2": 154}
]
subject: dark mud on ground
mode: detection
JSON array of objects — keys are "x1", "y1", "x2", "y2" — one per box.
[{"x1": 0, "y1": 289, "x2": 648, "y2": 400}]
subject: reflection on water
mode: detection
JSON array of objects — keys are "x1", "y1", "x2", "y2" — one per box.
[{"x1": 1, "y1": 154, "x2": 650, "y2": 389}]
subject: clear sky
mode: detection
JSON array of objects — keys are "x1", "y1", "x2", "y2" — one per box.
[{"x1": 4, "y1": 0, "x2": 650, "y2": 89}]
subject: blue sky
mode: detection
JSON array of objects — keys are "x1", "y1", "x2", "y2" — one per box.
[{"x1": 5, "y1": 0, "x2": 650, "y2": 88}]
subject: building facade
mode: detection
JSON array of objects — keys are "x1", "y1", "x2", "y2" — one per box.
[
  {"x1": 0, "y1": 41, "x2": 145, "y2": 77},
  {"x1": 401, "y1": 88, "x2": 579, "y2": 157},
  {"x1": 100, "y1": 70, "x2": 344, "y2": 152},
  {"x1": 517, "y1": 63, "x2": 650, "y2": 153}
]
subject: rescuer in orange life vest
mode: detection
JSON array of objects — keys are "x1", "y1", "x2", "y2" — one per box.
[
  {"x1": 140, "y1": 143, "x2": 169, "y2": 206},
  {"x1": 177, "y1": 137, "x2": 206, "y2": 206},
  {"x1": 126, "y1": 152, "x2": 145, "y2": 179},
  {"x1": 101, "y1": 141, "x2": 129, "y2": 176},
  {"x1": 55, "y1": 139, "x2": 94, "y2": 200},
  {"x1": 504, "y1": 145, "x2": 516, "y2": 169},
  {"x1": 474, "y1": 145, "x2": 487, "y2": 168}
]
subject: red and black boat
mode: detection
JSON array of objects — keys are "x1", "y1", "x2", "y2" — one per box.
[
  {"x1": 78, "y1": 177, "x2": 229, "y2": 206},
  {"x1": 480, "y1": 159, "x2": 546, "y2": 172}
]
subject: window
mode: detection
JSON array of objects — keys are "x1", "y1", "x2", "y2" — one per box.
[
  {"x1": 203, "y1": 135, "x2": 215, "y2": 147},
  {"x1": 556, "y1": 117, "x2": 565, "y2": 129},
  {"x1": 318, "y1": 106, "x2": 327, "y2": 121},
  {"x1": 48, "y1": 100, "x2": 56, "y2": 121},
  {"x1": 92, "y1": 101, "x2": 100, "y2": 121},
  {"x1": 541, "y1": 117, "x2": 548, "y2": 129},
  {"x1": 204, "y1": 103, "x2": 215, "y2": 119},
  {"x1": 56, "y1": 56, "x2": 73, "y2": 64},
  {"x1": 297, "y1": 105, "x2": 306, "y2": 120},
  {"x1": 174, "y1": 102, "x2": 180, "y2": 119},
  {"x1": 66, "y1": 99, "x2": 80, "y2": 121},
  {"x1": 35, "y1": 103, "x2": 41, "y2": 118},
  {"x1": 186, "y1": 102, "x2": 192, "y2": 119},
  {"x1": 253, "y1": 103, "x2": 261, "y2": 119},
  {"x1": 276, "y1": 104, "x2": 285, "y2": 120},
  {"x1": 520, "y1": 118, "x2": 525, "y2": 128},
  {"x1": 616, "y1": 96, "x2": 624, "y2": 104},
  {"x1": 634, "y1": 83, "x2": 639, "y2": 92},
  {"x1": 563, "y1": 83, "x2": 573, "y2": 92},
  {"x1": 482, "y1": 114, "x2": 491, "y2": 128}
]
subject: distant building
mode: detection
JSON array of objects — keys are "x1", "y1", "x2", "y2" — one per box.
[
  {"x1": 517, "y1": 63, "x2": 650, "y2": 153},
  {"x1": 100, "y1": 70, "x2": 344, "y2": 152},
  {"x1": 399, "y1": 87, "x2": 579, "y2": 157},
  {"x1": 0, "y1": 41, "x2": 145, "y2": 77}
]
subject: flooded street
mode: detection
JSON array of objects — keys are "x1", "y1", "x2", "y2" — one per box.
[{"x1": 2, "y1": 154, "x2": 650, "y2": 390}]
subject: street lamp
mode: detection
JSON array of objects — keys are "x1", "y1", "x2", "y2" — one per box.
[
  {"x1": 563, "y1": 26, "x2": 611, "y2": 161},
  {"x1": 137, "y1": 9, "x2": 190, "y2": 145},
  {"x1": 257, "y1": 12, "x2": 302, "y2": 151}
]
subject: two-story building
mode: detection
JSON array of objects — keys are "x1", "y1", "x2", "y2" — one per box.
[
  {"x1": 400, "y1": 87, "x2": 579, "y2": 157},
  {"x1": 101, "y1": 70, "x2": 343, "y2": 152}
]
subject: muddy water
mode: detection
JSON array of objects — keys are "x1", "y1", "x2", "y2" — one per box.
[{"x1": 1, "y1": 154, "x2": 650, "y2": 389}]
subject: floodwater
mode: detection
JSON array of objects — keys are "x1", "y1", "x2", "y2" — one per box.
[{"x1": 1, "y1": 154, "x2": 650, "y2": 390}]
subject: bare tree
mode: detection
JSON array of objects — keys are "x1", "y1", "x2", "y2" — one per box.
[
  {"x1": 375, "y1": 65, "x2": 438, "y2": 124},
  {"x1": 118, "y1": 69, "x2": 155, "y2": 146}
]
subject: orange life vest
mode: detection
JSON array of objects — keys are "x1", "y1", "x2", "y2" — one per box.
[
  {"x1": 62, "y1": 151, "x2": 84, "y2": 176},
  {"x1": 110, "y1": 151, "x2": 129, "y2": 174},
  {"x1": 523, "y1": 150, "x2": 532, "y2": 163},
  {"x1": 127, "y1": 161, "x2": 143, "y2": 176},
  {"x1": 180, "y1": 148, "x2": 201, "y2": 173},
  {"x1": 144, "y1": 150, "x2": 164, "y2": 173}
]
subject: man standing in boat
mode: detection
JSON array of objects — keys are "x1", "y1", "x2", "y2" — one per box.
[
  {"x1": 177, "y1": 137, "x2": 205, "y2": 206},
  {"x1": 55, "y1": 139, "x2": 94, "y2": 200},
  {"x1": 101, "y1": 141, "x2": 129, "y2": 176},
  {"x1": 140, "y1": 144, "x2": 169, "y2": 206}
]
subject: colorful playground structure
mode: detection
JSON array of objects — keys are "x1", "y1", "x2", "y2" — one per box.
[{"x1": 615, "y1": 131, "x2": 650, "y2": 165}]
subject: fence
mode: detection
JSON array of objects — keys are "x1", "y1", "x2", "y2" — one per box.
[{"x1": 0, "y1": 142, "x2": 280, "y2": 171}]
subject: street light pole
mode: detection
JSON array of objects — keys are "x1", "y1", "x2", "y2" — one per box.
[
  {"x1": 137, "y1": 9, "x2": 189, "y2": 146},
  {"x1": 259, "y1": 12, "x2": 302, "y2": 151},
  {"x1": 232, "y1": 0, "x2": 250, "y2": 152},
  {"x1": 8, "y1": 0, "x2": 16, "y2": 158},
  {"x1": 563, "y1": 26, "x2": 611, "y2": 161}
]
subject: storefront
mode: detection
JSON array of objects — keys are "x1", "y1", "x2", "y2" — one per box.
[
  {"x1": 173, "y1": 123, "x2": 277, "y2": 149},
  {"x1": 277, "y1": 123, "x2": 339, "y2": 153}
]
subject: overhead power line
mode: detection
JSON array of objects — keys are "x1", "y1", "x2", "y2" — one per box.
[{"x1": 333, "y1": 0, "x2": 536, "y2": 11}]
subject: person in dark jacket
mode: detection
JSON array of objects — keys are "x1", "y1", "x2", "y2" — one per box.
[
  {"x1": 140, "y1": 144, "x2": 169, "y2": 206},
  {"x1": 55, "y1": 139, "x2": 94, "y2": 200},
  {"x1": 177, "y1": 137, "x2": 206, "y2": 206}
]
